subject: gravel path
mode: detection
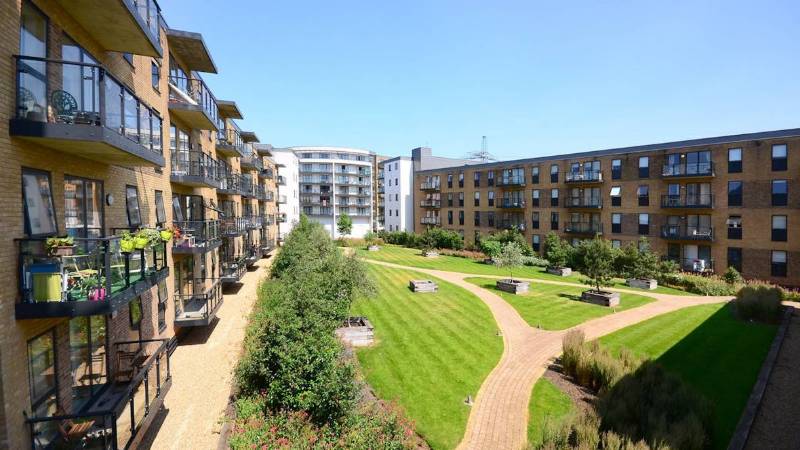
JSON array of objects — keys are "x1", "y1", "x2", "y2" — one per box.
[{"x1": 139, "y1": 257, "x2": 272, "y2": 450}]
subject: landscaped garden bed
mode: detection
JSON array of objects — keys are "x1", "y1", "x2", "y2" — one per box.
[
  {"x1": 409, "y1": 279, "x2": 438, "y2": 292},
  {"x1": 627, "y1": 278, "x2": 657, "y2": 290},
  {"x1": 496, "y1": 279, "x2": 530, "y2": 294},
  {"x1": 580, "y1": 290, "x2": 620, "y2": 307}
]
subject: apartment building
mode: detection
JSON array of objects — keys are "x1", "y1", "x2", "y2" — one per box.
[
  {"x1": 293, "y1": 146, "x2": 375, "y2": 238},
  {"x1": 414, "y1": 129, "x2": 800, "y2": 286},
  {"x1": 381, "y1": 156, "x2": 414, "y2": 232},
  {"x1": 373, "y1": 155, "x2": 389, "y2": 231},
  {"x1": 2, "y1": 1, "x2": 278, "y2": 448},
  {"x1": 268, "y1": 147, "x2": 300, "y2": 240}
]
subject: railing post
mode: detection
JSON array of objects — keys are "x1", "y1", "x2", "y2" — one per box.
[
  {"x1": 124, "y1": 253, "x2": 131, "y2": 287},
  {"x1": 144, "y1": 371, "x2": 150, "y2": 417},
  {"x1": 129, "y1": 395, "x2": 135, "y2": 437},
  {"x1": 104, "y1": 241, "x2": 112, "y2": 295},
  {"x1": 155, "y1": 354, "x2": 162, "y2": 396}
]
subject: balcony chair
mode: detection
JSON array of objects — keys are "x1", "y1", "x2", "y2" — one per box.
[
  {"x1": 51, "y1": 90, "x2": 78, "y2": 124},
  {"x1": 55, "y1": 407, "x2": 95, "y2": 445}
]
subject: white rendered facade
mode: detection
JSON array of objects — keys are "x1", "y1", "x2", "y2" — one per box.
[
  {"x1": 292, "y1": 146, "x2": 375, "y2": 238},
  {"x1": 270, "y1": 148, "x2": 300, "y2": 239},
  {"x1": 381, "y1": 156, "x2": 414, "y2": 232}
]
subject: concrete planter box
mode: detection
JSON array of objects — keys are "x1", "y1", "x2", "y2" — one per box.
[
  {"x1": 581, "y1": 290, "x2": 620, "y2": 307},
  {"x1": 546, "y1": 267, "x2": 572, "y2": 277},
  {"x1": 409, "y1": 279, "x2": 438, "y2": 293},
  {"x1": 335, "y1": 317, "x2": 375, "y2": 347},
  {"x1": 422, "y1": 251, "x2": 439, "y2": 258},
  {"x1": 496, "y1": 279, "x2": 530, "y2": 294},
  {"x1": 627, "y1": 278, "x2": 658, "y2": 290},
  {"x1": 368, "y1": 245, "x2": 380, "y2": 252}
]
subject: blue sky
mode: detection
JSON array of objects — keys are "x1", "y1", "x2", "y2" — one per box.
[{"x1": 161, "y1": 0, "x2": 800, "y2": 160}]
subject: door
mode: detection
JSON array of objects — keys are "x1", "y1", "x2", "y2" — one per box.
[{"x1": 64, "y1": 177, "x2": 104, "y2": 246}]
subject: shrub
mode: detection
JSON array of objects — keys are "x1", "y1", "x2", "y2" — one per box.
[
  {"x1": 536, "y1": 410, "x2": 655, "y2": 450},
  {"x1": 419, "y1": 228, "x2": 464, "y2": 250},
  {"x1": 337, "y1": 213, "x2": 353, "y2": 237},
  {"x1": 781, "y1": 288, "x2": 800, "y2": 302},
  {"x1": 657, "y1": 272, "x2": 737, "y2": 296},
  {"x1": 560, "y1": 332, "x2": 640, "y2": 394},
  {"x1": 723, "y1": 266, "x2": 743, "y2": 284},
  {"x1": 379, "y1": 230, "x2": 419, "y2": 247},
  {"x1": 479, "y1": 239, "x2": 502, "y2": 258},
  {"x1": 544, "y1": 232, "x2": 572, "y2": 269},
  {"x1": 523, "y1": 255, "x2": 549, "y2": 267},
  {"x1": 481, "y1": 230, "x2": 533, "y2": 256},
  {"x1": 734, "y1": 283, "x2": 783, "y2": 323}
]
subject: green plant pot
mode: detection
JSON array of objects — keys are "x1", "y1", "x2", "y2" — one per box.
[
  {"x1": 134, "y1": 237, "x2": 149, "y2": 249},
  {"x1": 160, "y1": 230, "x2": 173, "y2": 242},
  {"x1": 120, "y1": 240, "x2": 135, "y2": 253}
]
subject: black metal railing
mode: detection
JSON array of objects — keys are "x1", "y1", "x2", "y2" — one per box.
[
  {"x1": 661, "y1": 225, "x2": 714, "y2": 241},
  {"x1": 216, "y1": 127, "x2": 244, "y2": 154},
  {"x1": 496, "y1": 220, "x2": 526, "y2": 232},
  {"x1": 564, "y1": 222, "x2": 603, "y2": 234},
  {"x1": 244, "y1": 215, "x2": 263, "y2": 229},
  {"x1": 170, "y1": 148, "x2": 219, "y2": 182},
  {"x1": 498, "y1": 199, "x2": 526, "y2": 208},
  {"x1": 662, "y1": 162, "x2": 715, "y2": 177},
  {"x1": 420, "y1": 182, "x2": 440, "y2": 190},
  {"x1": 420, "y1": 200, "x2": 441, "y2": 208},
  {"x1": 172, "y1": 220, "x2": 220, "y2": 251},
  {"x1": 218, "y1": 172, "x2": 241, "y2": 194},
  {"x1": 241, "y1": 154, "x2": 263, "y2": 171},
  {"x1": 175, "y1": 279, "x2": 222, "y2": 323},
  {"x1": 663, "y1": 256, "x2": 715, "y2": 273},
  {"x1": 221, "y1": 256, "x2": 247, "y2": 283},
  {"x1": 14, "y1": 56, "x2": 163, "y2": 156},
  {"x1": 168, "y1": 74, "x2": 219, "y2": 125},
  {"x1": 240, "y1": 176, "x2": 255, "y2": 197},
  {"x1": 565, "y1": 196, "x2": 602, "y2": 208},
  {"x1": 495, "y1": 176, "x2": 526, "y2": 187},
  {"x1": 660, "y1": 194, "x2": 714, "y2": 208},
  {"x1": 220, "y1": 217, "x2": 246, "y2": 236},
  {"x1": 565, "y1": 171, "x2": 603, "y2": 183}
]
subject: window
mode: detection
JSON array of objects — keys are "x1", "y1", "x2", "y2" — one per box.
[
  {"x1": 22, "y1": 169, "x2": 57, "y2": 236},
  {"x1": 69, "y1": 316, "x2": 107, "y2": 409},
  {"x1": 727, "y1": 247, "x2": 743, "y2": 273},
  {"x1": 611, "y1": 159, "x2": 622, "y2": 179},
  {"x1": 772, "y1": 215, "x2": 787, "y2": 242},
  {"x1": 550, "y1": 212, "x2": 559, "y2": 230},
  {"x1": 771, "y1": 251, "x2": 787, "y2": 277},
  {"x1": 458, "y1": 192, "x2": 464, "y2": 207},
  {"x1": 728, "y1": 148, "x2": 742, "y2": 173},
  {"x1": 447, "y1": 211, "x2": 453, "y2": 225},
  {"x1": 772, "y1": 180, "x2": 788, "y2": 206},
  {"x1": 122, "y1": 52, "x2": 133, "y2": 65},
  {"x1": 388, "y1": 210, "x2": 392, "y2": 217},
  {"x1": 126, "y1": 185, "x2": 142, "y2": 227},
  {"x1": 447, "y1": 193, "x2": 453, "y2": 207},
  {"x1": 638, "y1": 213, "x2": 649, "y2": 235},
  {"x1": 638, "y1": 156, "x2": 649, "y2": 178},
  {"x1": 488, "y1": 191, "x2": 495, "y2": 207},
  {"x1": 447, "y1": 174, "x2": 453, "y2": 188},
  {"x1": 28, "y1": 330, "x2": 57, "y2": 423},
  {"x1": 772, "y1": 144, "x2": 787, "y2": 171},
  {"x1": 637, "y1": 185, "x2": 649, "y2": 206},
  {"x1": 531, "y1": 166, "x2": 540, "y2": 184},
  {"x1": 550, "y1": 188, "x2": 559, "y2": 207},
  {"x1": 611, "y1": 213, "x2": 622, "y2": 234},
  {"x1": 532, "y1": 234, "x2": 541, "y2": 252},
  {"x1": 488, "y1": 170, "x2": 495, "y2": 186},
  {"x1": 727, "y1": 216, "x2": 742, "y2": 240},
  {"x1": 130, "y1": 296, "x2": 143, "y2": 328},
  {"x1": 151, "y1": 60, "x2": 160, "y2": 90},
  {"x1": 474, "y1": 172, "x2": 481, "y2": 187},
  {"x1": 728, "y1": 181, "x2": 743, "y2": 207},
  {"x1": 155, "y1": 190, "x2": 166, "y2": 225},
  {"x1": 458, "y1": 172, "x2": 464, "y2": 188},
  {"x1": 532, "y1": 189, "x2": 540, "y2": 207},
  {"x1": 474, "y1": 192, "x2": 480, "y2": 207},
  {"x1": 474, "y1": 211, "x2": 480, "y2": 226},
  {"x1": 610, "y1": 186, "x2": 622, "y2": 207},
  {"x1": 487, "y1": 211, "x2": 495, "y2": 227},
  {"x1": 550, "y1": 164, "x2": 559, "y2": 183},
  {"x1": 458, "y1": 211, "x2": 464, "y2": 226},
  {"x1": 64, "y1": 177, "x2": 104, "y2": 241},
  {"x1": 532, "y1": 212, "x2": 540, "y2": 229},
  {"x1": 611, "y1": 240, "x2": 621, "y2": 249},
  {"x1": 395, "y1": 209, "x2": 399, "y2": 217}
]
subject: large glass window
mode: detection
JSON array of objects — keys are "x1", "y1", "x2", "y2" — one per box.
[
  {"x1": 157, "y1": 280, "x2": 168, "y2": 332},
  {"x1": 155, "y1": 190, "x2": 166, "y2": 225},
  {"x1": 611, "y1": 213, "x2": 622, "y2": 233},
  {"x1": 771, "y1": 251, "x2": 787, "y2": 277},
  {"x1": 65, "y1": 177, "x2": 104, "y2": 240},
  {"x1": 126, "y1": 185, "x2": 142, "y2": 227},
  {"x1": 18, "y1": 2, "x2": 47, "y2": 120},
  {"x1": 727, "y1": 247, "x2": 743, "y2": 273},
  {"x1": 22, "y1": 169, "x2": 57, "y2": 236},
  {"x1": 638, "y1": 213, "x2": 649, "y2": 235},
  {"x1": 28, "y1": 330, "x2": 57, "y2": 420},
  {"x1": 728, "y1": 148, "x2": 742, "y2": 173},
  {"x1": 727, "y1": 215, "x2": 742, "y2": 240},
  {"x1": 531, "y1": 166, "x2": 539, "y2": 184},
  {"x1": 550, "y1": 164, "x2": 559, "y2": 183},
  {"x1": 61, "y1": 36, "x2": 100, "y2": 117},
  {"x1": 69, "y1": 316, "x2": 107, "y2": 410},
  {"x1": 550, "y1": 188, "x2": 559, "y2": 207},
  {"x1": 637, "y1": 185, "x2": 649, "y2": 206}
]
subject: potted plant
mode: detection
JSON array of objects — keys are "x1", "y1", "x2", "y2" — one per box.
[
  {"x1": 626, "y1": 237, "x2": 659, "y2": 290},
  {"x1": 579, "y1": 237, "x2": 619, "y2": 307},
  {"x1": 544, "y1": 232, "x2": 572, "y2": 276},
  {"x1": 160, "y1": 227, "x2": 174, "y2": 242},
  {"x1": 133, "y1": 231, "x2": 150, "y2": 250},
  {"x1": 494, "y1": 242, "x2": 529, "y2": 294},
  {"x1": 119, "y1": 231, "x2": 135, "y2": 253},
  {"x1": 45, "y1": 236, "x2": 75, "y2": 257}
]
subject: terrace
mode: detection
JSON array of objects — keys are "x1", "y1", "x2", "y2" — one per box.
[
  {"x1": 172, "y1": 220, "x2": 221, "y2": 254},
  {"x1": 168, "y1": 74, "x2": 219, "y2": 131},
  {"x1": 11, "y1": 56, "x2": 165, "y2": 167},
  {"x1": 419, "y1": 200, "x2": 441, "y2": 208},
  {"x1": 217, "y1": 171, "x2": 241, "y2": 196},
  {"x1": 170, "y1": 148, "x2": 220, "y2": 188},
  {"x1": 174, "y1": 279, "x2": 223, "y2": 327},
  {"x1": 216, "y1": 127, "x2": 245, "y2": 158},
  {"x1": 495, "y1": 175, "x2": 526, "y2": 187},
  {"x1": 420, "y1": 217, "x2": 441, "y2": 226},
  {"x1": 662, "y1": 161, "x2": 715, "y2": 178},
  {"x1": 565, "y1": 196, "x2": 602, "y2": 208}
]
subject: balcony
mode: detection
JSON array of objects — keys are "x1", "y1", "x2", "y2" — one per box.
[
  {"x1": 216, "y1": 128, "x2": 244, "y2": 158},
  {"x1": 259, "y1": 167, "x2": 272, "y2": 179},
  {"x1": 495, "y1": 176, "x2": 526, "y2": 187},
  {"x1": 217, "y1": 172, "x2": 241, "y2": 196},
  {"x1": 661, "y1": 225, "x2": 714, "y2": 241},
  {"x1": 11, "y1": 56, "x2": 165, "y2": 167},
  {"x1": 239, "y1": 177, "x2": 255, "y2": 197},
  {"x1": 54, "y1": 0, "x2": 162, "y2": 57},
  {"x1": 660, "y1": 194, "x2": 714, "y2": 209},
  {"x1": 245, "y1": 245, "x2": 261, "y2": 266},
  {"x1": 221, "y1": 217, "x2": 246, "y2": 236},
  {"x1": 421, "y1": 217, "x2": 441, "y2": 226},
  {"x1": 420, "y1": 182, "x2": 441, "y2": 191},
  {"x1": 174, "y1": 279, "x2": 222, "y2": 327},
  {"x1": 244, "y1": 215, "x2": 263, "y2": 230},
  {"x1": 565, "y1": 171, "x2": 603, "y2": 184},
  {"x1": 168, "y1": 75, "x2": 219, "y2": 131},
  {"x1": 661, "y1": 162, "x2": 715, "y2": 179},
  {"x1": 25, "y1": 338, "x2": 172, "y2": 450},
  {"x1": 564, "y1": 222, "x2": 603, "y2": 235},
  {"x1": 264, "y1": 190, "x2": 275, "y2": 202},
  {"x1": 255, "y1": 185, "x2": 268, "y2": 201},
  {"x1": 496, "y1": 221, "x2": 526, "y2": 232},
  {"x1": 663, "y1": 256, "x2": 715, "y2": 274},
  {"x1": 277, "y1": 214, "x2": 287, "y2": 223},
  {"x1": 240, "y1": 154, "x2": 263, "y2": 171},
  {"x1": 16, "y1": 236, "x2": 168, "y2": 320},
  {"x1": 170, "y1": 149, "x2": 220, "y2": 188},
  {"x1": 221, "y1": 256, "x2": 247, "y2": 284},
  {"x1": 497, "y1": 199, "x2": 526, "y2": 209},
  {"x1": 565, "y1": 197, "x2": 602, "y2": 209},
  {"x1": 336, "y1": 177, "x2": 370, "y2": 186},
  {"x1": 172, "y1": 220, "x2": 221, "y2": 254},
  {"x1": 420, "y1": 200, "x2": 441, "y2": 208}
]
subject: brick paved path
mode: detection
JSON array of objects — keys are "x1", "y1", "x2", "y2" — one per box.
[
  {"x1": 139, "y1": 257, "x2": 272, "y2": 450},
  {"x1": 365, "y1": 260, "x2": 731, "y2": 450}
]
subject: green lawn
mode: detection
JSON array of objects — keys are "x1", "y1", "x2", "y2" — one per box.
[
  {"x1": 356, "y1": 245, "x2": 695, "y2": 296},
  {"x1": 527, "y1": 378, "x2": 574, "y2": 447},
  {"x1": 600, "y1": 303, "x2": 778, "y2": 449},
  {"x1": 466, "y1": 277, "x2": 654, "y2": 330},
  {"x1": 352, "y1": 265, "x2": 503, "y2": 449}
]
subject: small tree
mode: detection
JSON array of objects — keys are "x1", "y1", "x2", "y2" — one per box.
[
  {"x1": 581, "y1": 237, "x2": 615, "y2": 293},
  {"x1": 631, "y1": 237, "x2": 659, "y2": 280},
  {"x1": 723, "y1": 266, "x2": 743, "y2": 285},
  {"x1": 544, "y1": 232, "x2": 570, "y2": 269},
  {"x1": 336, "y1": 213, "x2": 352, "y2": 238},
  {"x1": 494, "y1": 242, "x2": 525, "y2": 281}
]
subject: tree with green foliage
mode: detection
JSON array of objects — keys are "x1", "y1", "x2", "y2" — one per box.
[
  {"x1": 494, "y1": 242, "x2": 525, "y2": 281},
  {"x1": 723, "y1": 266, "x2": 744, "y2": 285},
  {"x1": 337, "y1": 213, "x2": 353, "y2": 238},
  {"x1": 479, "y1": 239, "x2": 502, "y2": 258},
  {"x1": 581, "y1": 237, "x2": 616, "y2": 293},
  {"x1": 631, "y1": 237, "x2": 660, "y2": 280},
  {"x1": 544, "y1": 232, "x2": 571, "y2": 269}
]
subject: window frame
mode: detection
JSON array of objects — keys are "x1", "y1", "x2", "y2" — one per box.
[
  {"x1": 728, "y1": 147, "x2": 742, "y2": 173},
  {"x1": 611, "y1": 159, "x2": 622, "y2": 179},
  {"x1": 22, "y1": 167, "x2": 58, "y2": 237},
  {"x1": 772, "y1": 179, "x2": 788, "y2": 206},
  {"x1": 772, "y1": 144, "x2": 788, "y2": 171},
  {"x1": 154, "y1": 190, "x2": 166, "y2": 225},
  {"x1": 771, "y1": 215, "x2": 787, "y2": 242},
  {"x1": 771, "y1": 250, "x2": 787, "y2": 277},
  {"x1": 727, "y1": 180, "x2": 743, "y2": 207},
  {"x1": 125, "y1": 185, "x2": 142, "y2": 227},
  {"x1": 638, "y1": 156, "x2": 649, "y2": 178}
]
